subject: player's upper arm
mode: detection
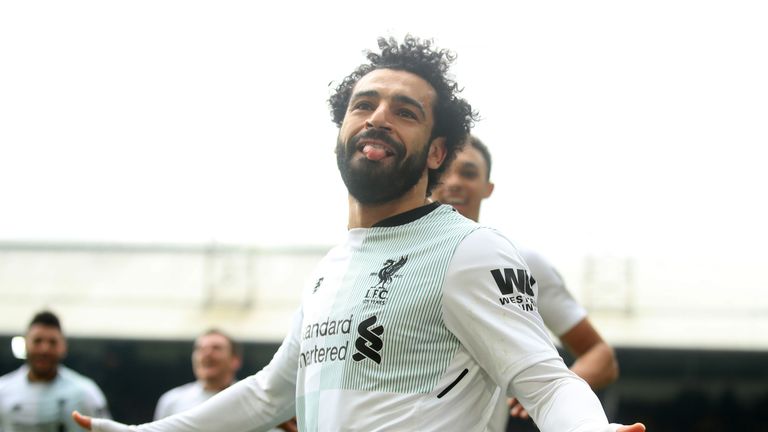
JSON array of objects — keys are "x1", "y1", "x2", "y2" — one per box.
[{"x1": 441, "y1": 228, "x2": 561, "y2": 388}]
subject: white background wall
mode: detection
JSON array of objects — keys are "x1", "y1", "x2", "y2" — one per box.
[
  {"x1": 1, "y1": 242, "x2": 765, "y2": 350},
  {"x1": 0, "y1": 243, "x2": 323, "y2": 341}
]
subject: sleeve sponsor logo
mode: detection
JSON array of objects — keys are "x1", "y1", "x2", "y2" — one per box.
[{"x1": 490, "y1": 268, "x2": 538, "y2": 312}]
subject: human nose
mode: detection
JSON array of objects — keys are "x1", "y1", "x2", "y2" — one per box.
[
  {"x1": 35, "y1": 340, "x2": 53, "y2": 354},
  {"x1": 365, "y1": 104, "x2": 392, "y2": 131},
  {"x1": 443, "y1": 173, "x2": 461, "y2": 190}
]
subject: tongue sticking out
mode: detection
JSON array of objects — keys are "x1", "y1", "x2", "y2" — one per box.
[{"x1": 362, "y1": 144, "x2": 390, "y2": 161}]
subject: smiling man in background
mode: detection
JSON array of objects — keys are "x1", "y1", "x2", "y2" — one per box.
[
  {"x1": 154, "y1": 329, "x2": 243, "y2": 420},
  {"x1": 153, "y1": 329, "x2": 297, "y2": 432},
  {"x1": 0, "y1": 310, "x2": 109, "y2": 431},
  {"x1": 433, "y1": 135, "x2": 619, "y2": 431}
]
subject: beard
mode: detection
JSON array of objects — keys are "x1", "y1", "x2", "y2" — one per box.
[
  {"x1": 27, "y1": 353, "x2": 59, "y2": 379},
  {"x1": 336, "y1": 129, "x2": 430, "y2": 205}
]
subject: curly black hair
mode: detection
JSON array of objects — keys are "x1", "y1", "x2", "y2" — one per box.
[
  {"x1": 329, "y1": 35, "x2": 478, "y2": 195},
  {"x1": 467, "y1": 135, "x2": 493, "y2": 181}
]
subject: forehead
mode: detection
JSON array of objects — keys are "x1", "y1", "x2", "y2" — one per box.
[
  {"x1": 27, "y1": 324, "x2": 63, "y2": 339},
  {"x1": 352, "y1": 69, "x2": 437, "y2": 110},
  {"x1": 196, "y1": 333, "x2": 230, "y2": 348},
  {"x1": 454, "y1": 145, "x2": 489, "y2": 173}
]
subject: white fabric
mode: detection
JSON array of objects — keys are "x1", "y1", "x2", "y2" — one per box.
[
  {"x1": 522, "y1": 248, "x2": 587, "y2": 337},
  {"x1": 0, "y1": 365, "x2": 109, "y2": 432},
  {"x1": 486, "y1": 247, "x2": 590, "y2": 432},
  {"x1": 153, "y1": 382, "x2": 219, "y2": 420},
  {"x1": 87, "y1": 205, "x2": 619, "y2": 432},
  {"x1": 153, "y1": 379, "x2": 287, "y2": 432}
]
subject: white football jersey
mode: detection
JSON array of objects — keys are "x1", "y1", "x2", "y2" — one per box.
[
  {"x1": 154, "y1": 382, "x2": 217, "y2": 420},
  {"x1": 91, "y1": 204, "x2": 618, "y2": 432},
  {"x1": 0, "y1": 365, "x2": 109, "y2": 432}
]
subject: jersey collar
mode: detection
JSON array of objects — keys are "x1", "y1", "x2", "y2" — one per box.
[{"x1": 372, "y1": 202, "x2": 443, "y2": 228}]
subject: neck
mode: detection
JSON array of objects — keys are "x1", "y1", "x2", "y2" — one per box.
[
  {"x1": 347, "y1": 178, "x2": 430, "y2": 229},
  {"x1": 27, "y1": 368, "x2": 57, "y2": 383},
  {"x1": 202, "y1": 376, "x2": 233, "y2": 392},
  {"x1": 467, "y1": 208, "x2": 480, "y2": 223}
]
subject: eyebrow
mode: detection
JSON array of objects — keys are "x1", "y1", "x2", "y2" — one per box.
[{"x1": 350, "y1": 90, "x2": 427, "y2": 119}]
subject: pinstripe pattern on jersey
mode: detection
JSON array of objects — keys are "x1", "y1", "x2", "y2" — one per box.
[{"x1": 321, "y1": 205, "x2": 478, "y2": 393}]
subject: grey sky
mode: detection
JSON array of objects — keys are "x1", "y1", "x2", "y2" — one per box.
[{"x1": 2, "y1": 0, "x2": 766, "y2": 263}]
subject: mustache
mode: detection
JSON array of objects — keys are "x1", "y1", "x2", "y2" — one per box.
[{"x1": 347, "y1": 129, "x2": 405, "y2": 158}]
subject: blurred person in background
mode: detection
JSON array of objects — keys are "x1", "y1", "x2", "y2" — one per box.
[
  {"x1": 432, "y1": 135, "x2": 619, "y2": 432},
  {"x1": 153, "y1": 329, "x2": 296, "y2": 432},
  {"x1": 153, "y1": 329, "x2": 242, "y2": 420},
  {"x1": 0, "y1": 310, "x2": 110, "y2": 431}
]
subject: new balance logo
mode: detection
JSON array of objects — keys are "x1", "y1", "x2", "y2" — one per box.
[
  {"x1": 313, "y1": 277, "x2": 324, "y2": 294},
  {"x1": 352, "y1": 315, "x2": 384, "y2": 364},
  {"x1": 490, "y1": 268, "x2": 536, "y2": 296}
]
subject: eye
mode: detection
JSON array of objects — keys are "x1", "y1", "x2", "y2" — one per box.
[
  {"x1": 352, "y1": 101, "x2": 374, "y2": 111},
  {"x1": 459, "y1": 168, "x2": 479, "y2": 179},
  {"x1": 397, "y1": 109, "x2": 417, "y2": 120}
]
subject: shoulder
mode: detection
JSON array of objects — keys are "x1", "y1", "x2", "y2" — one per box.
[
  {"x1": 155, "y1": 382, "x2": 205, "y2": 419},
  {"x1": 0, "y1": 366, "x2": 20, "y2": 382},
  {"x1": 444, "y1": 227, "x2": 533, "y2": 301},
  {"x1": 0, "y1": 366, "x2": 26, "y2": 391},
  {"x1": 58, "y1": 365, "x2": 97, "y2": 386},
  {"x1": 433, "y1": 204, "x2": 479, "y2": 228},
  {"x1": 453, "y1": 227, "x2": 526, "y2": 267},
  {"x1": 158, "y1": 382, "x2": 199, "y2": 401},
  {"x1": 518, "y1": 247, "x2": 553, "y2": 271},
  {"x1": 58, "y1": 366, "x2": 106, "y2": 398}
]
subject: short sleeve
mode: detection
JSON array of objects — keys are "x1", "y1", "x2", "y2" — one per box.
[{"x1": 520, "y1": 248, "x2": 587, "y2": 337}]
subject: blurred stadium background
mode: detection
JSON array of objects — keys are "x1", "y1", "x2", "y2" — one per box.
[{"x1": 1, "y1": 241, "x2": 766, "y2": 430}]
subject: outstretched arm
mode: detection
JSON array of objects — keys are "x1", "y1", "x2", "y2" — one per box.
[
  {"x1": 508, "y1": 249, "x2": 619, "y2": 420},
  {"x1": 73, "y1": 308, "x2": 303, "y2": 432},
  {"x1": 510, "y1": 318, "x2": 619, "y2": 419},
  {"x1": 76, "y1": 412, "x2": 642, "y2": 432},
  {"x1": 74, "y1": 366, "x2": 296, "y2": 432},
  {"x1": 72, "y1": 412, "x2": 94, "y2": 430},
  {"x1": 443, "y1": 229, "x2": 643, "y2": 431},
  {"x1": 617, "y1": 424, "x2": 646, "y2": 432}
]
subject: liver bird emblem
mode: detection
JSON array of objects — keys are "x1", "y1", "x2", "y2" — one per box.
[{"x1": 375, "y1": 256, "x2": 408, "y2": 288}]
